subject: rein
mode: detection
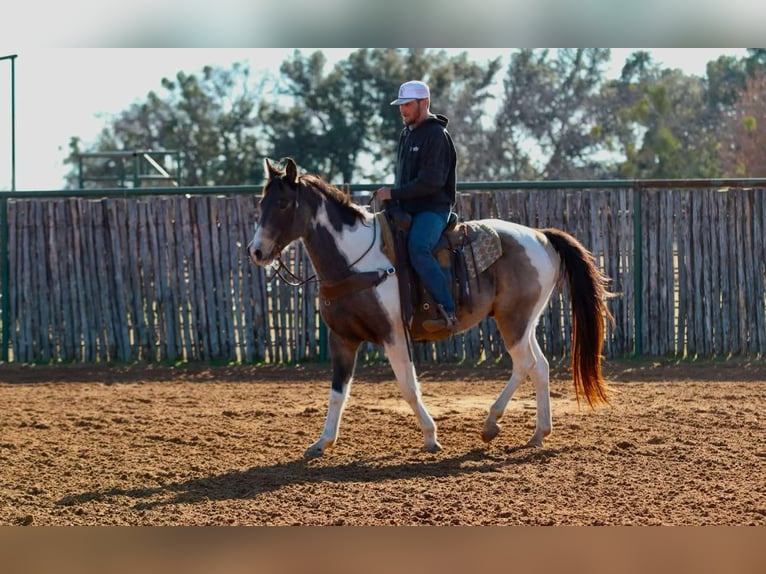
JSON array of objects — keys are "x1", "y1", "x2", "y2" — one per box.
[{"x1": 266, "y1": 201, "x2": 380, "y2": 288}]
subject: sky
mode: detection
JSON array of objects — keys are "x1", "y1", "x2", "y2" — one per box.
[{"x1": 0, "y1": 48, "x2": 750, "y2": 191}]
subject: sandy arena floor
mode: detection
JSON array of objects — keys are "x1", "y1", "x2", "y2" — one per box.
[{"x1": 1, "y1": 359, "x2": 764, "y2": 525}]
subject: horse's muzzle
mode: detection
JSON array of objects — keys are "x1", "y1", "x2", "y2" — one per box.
[{"x1": 247, "y1": 238, "x2": 278, "y2": 266}]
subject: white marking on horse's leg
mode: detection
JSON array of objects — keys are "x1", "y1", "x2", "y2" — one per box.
[
  {"x1": 304, "y1": 382, "x2": 352, "y2": 460},
  {"x1": 304, "y1": 332, "x2": 358, "y2": 460},
  {"x1": 526, "y1": 337, "x2": 552, "y2": 447},
  {"x1": 481, "y1": 339, "x2": 535, "y2": 444},
  {"x1": 385, "y1": 338, "x2": 441, "y2": 452}
]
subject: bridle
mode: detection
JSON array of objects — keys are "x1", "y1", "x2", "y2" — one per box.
[{"x1": 265, "y1": 189, "x2": 380, "y2": 288}]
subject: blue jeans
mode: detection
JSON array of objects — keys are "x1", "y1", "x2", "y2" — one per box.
[{"x1": 408, "y1": 210, "x2": 455, "y2": 314}]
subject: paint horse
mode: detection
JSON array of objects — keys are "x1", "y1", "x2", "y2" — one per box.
[{"x1": 248, "y1": 158, "x2": 613, "y2": 459}]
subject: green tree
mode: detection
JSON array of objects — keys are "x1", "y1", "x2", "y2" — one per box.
[
  {"x1": 64, "y1": 63, "x2": 264, "y2": 188},
  {"x1": 259, "y1": 49, "x2": 501, "y2": 184},
  {"x1": 607, "y1": 57, "x2": 722, "y2": 179},
  {"x1": 706, "y1": 55, "x2": 747, "y2": 112},
  {"x1": 494, "y1": 48, "x2": 614, "y2": 180},
  {"x1": 257, "y1": 50, "x2": 380, "y2": 184}
]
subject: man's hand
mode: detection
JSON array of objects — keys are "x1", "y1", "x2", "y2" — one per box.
[{"x1": 375, "y1": 186, "x2": 392, "y2": 201}]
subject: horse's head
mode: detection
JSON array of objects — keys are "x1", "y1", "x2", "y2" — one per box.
[{"x1": 248, "y1": 157, "x2": 306, "y2": 266}]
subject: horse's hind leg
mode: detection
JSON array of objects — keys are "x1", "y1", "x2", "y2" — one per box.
[
  {"x1": 304, "y1": 333, "x2": 359, "y2": 460},
  {"x1": 482, "y1": 334, "x2": 552, "y2": 447},
  {"x1": 385, "y1": 337, "x2": 441, "y2": 453},
  {"x1": 525, "y1": 336, "x2": 552, "y2": 447}
]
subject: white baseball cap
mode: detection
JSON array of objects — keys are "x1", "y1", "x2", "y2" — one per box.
[{"x1": 390, "y1": 80, "x2": 430, "y2": 105}]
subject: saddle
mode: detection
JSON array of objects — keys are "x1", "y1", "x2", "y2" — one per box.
[{"x1": 379, "y1": 208, "x2": 502, "y2": 340}]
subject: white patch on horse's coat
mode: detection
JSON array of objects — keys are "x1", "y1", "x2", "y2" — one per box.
[
  {"x1": 487, "y1": 219, "x2": 557, "y2": 286},
  {"x1": 313, "y1": 204, "x2": 389, "y2": 269},
  {"x1": 313, "y1": 204, "x2": 402, "y2": 342}
]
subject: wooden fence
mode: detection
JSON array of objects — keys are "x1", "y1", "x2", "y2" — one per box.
[{"x1": 3, "y1": 183, "x2": 765, "y2": 364}]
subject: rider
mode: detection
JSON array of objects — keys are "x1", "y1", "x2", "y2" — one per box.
[{"x1": 376, "y1": 80, "x2": 458, "y2": 331}]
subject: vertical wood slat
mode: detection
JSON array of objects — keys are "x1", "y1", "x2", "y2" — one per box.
[
  {"x1": 173, "y1": 199, "x2": 192, "y2": 361},
  {"x1": 126, "y1": 200, "x2": 143, "y2": 361},
  {"x1": 79, "y1": 201, "x2": 95, "y2": 360},
  {"x1": 156, "y1": 198, "x2": 176, "y2": 360},
  {"x1": 69, "y1": 201, "x2": 85, "y2": 361},
  {"x1": 753, "y1": 188, "x2": 766, "y2": 354},
  {"x1": 620, "y1": 189, "x2": 632, "y2": 355},
  {"x1": 8, "y1": 200, "x2": 18, "y2": 361},
  {"x1": 238, "y1": 195, "x2": 260, "y2": 362},
  {"x1": 742, "y1": 190, "x2": 758, "y2": 355},
  {"x1": 692, "y1": 192, "x2": 705, "y2": 356},
  {"x1": 734, "y1": 191, "x2": 748, "y2": 355},
  {"x1": 707, "y1": 192, "x2": 723, "y2": 355},
  {"x1": 699, "y1": 190, "x2": 712, "y2": 356},
  {"x1": 663, "y1": 190, "x2": 675, "y2": 355},
  {"x1": 211, "y1": 198, "x2": 232, "y2": 360},
  {"x1": 136, "y1": 201, "x2": 153, "y2": 359},
  {"x1": 178, "y1": 198, "x2": 197, "y2": 362},
  {"x1": 106, "y1": 200, "x2": 130, "y2": 361},
  {"x1": 728, "y1": 191, "x2": 741, "y2": 353},
  {"x1": 8, "y1": 201, "x2": 17, "y2": 361},
  {"x1": 17, "y1": 202, "x2": 30, "y2": 362},
  {"x1": 196, "y1": 198, "x2": 219, "y2": 359},
  {"x1": 45, "y1": 202, "x2": 62, "y2": 359},
  {"x1": 643, "y1": 190, "x2": 654, "y2": 355},
  {"x1": 226, "y1": 197, "x2": 243, "y2": 361},
  {"x1": 759, "y1": 187, "x2": 766, "y2": 354},
  {"x1": 674, "y1": 190, "x2": 685, "y2": 356},
  {"x1": 149, "y1": 199, "x2": 163, "y2": 360}
]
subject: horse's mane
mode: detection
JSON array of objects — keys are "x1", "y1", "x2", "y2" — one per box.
[{"x1": 299, "y1": 173, "x2": 368, "y2": 222}]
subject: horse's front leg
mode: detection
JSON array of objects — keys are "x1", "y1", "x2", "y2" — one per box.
[
  {"x1": 385, "y1": 336, "x2": 441, "y2": 453},
  {"x1": 304, "y1": 332, "x2": 360, "y2": 460}
]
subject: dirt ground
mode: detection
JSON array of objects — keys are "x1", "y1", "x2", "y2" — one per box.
[{"x1": 1, "y1": 358, "x2": 764, "y2": 525}]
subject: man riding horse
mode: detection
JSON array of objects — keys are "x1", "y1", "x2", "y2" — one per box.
[{"x1": 375, "y1": 80, "x2": 459, "y2": 332}]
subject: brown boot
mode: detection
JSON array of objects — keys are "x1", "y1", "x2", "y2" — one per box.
[{"x1": 422, "y1": 305, "x2": 458, "y2": 333}]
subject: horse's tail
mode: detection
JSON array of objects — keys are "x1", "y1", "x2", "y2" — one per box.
[{"x1": 543, "y1": 229, "x2": 614, "y2": 407}]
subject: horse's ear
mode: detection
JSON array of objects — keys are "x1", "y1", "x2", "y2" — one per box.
[
  {"x1": 264, "y1": 158, "x2": 279, "y2": 180},
  {"x1": 284, "y1": 157, "x2": 298, "y2": 186}
]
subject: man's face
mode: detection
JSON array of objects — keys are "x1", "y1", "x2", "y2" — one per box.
[{"x1": 399, "y1": 99, "x2": 426, "y2": 126}]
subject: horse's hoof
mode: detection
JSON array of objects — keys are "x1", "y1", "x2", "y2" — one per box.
[
  {"x1": 481, "y1": 421, "x2": 501, "y2": 443},
  {"x1": 525, "y1": 436, "x2": 544, "y2": 448},
  {"x1": 303, "y1": 445, "x2": 325, "y2": 460},
  {"x1": 423, "y1": 441, "x2": 442, "y2": 453},
  {"x1": 525, "y1": 428, "x2": 549, "y2": 448}
]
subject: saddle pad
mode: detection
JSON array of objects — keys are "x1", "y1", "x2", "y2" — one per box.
[{"x1": 461, "y1": 221, "x2": 502, "y2": 280}]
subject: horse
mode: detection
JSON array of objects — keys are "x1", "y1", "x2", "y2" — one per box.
[{"x1": 248, "y1": 157, "x2": 613, "y2": 460}]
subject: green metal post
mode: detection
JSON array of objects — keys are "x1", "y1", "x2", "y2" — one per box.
[
  {"x1": 133, "y1": 152, "x2": 140, "y2": 188},
  {"x1": 1, "y1": 54, "x2": 17, "y2": 362},
  {"x1": 632, "y1": 183, "x2": 643, "y2": 357}
]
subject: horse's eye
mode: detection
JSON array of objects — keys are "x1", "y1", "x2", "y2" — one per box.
[{"x1": 277, "y1": 198, "x2": 292, "y2": 210}]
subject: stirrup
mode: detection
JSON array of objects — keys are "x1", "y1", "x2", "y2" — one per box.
[{"x1": 422, "y1": 304, "x2": 458, "y2": 333}]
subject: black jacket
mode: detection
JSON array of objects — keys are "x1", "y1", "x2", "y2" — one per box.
[{"x1": 390, "y1": 114, "x2": 457, "y2": 214}]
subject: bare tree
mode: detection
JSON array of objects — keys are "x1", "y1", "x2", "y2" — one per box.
[{"x1": 719, "y1": 70, "x2": 766, "y2": 177}]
